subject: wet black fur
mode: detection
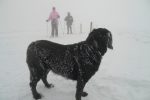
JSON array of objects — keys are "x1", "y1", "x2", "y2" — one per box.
[{"x1": 26, "y1": 28, "x2": 113, "y2": 100}]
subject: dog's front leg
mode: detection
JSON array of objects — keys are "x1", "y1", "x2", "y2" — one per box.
[
  {"x1": 76, "y1": 76, "x2": 86, "y2": 100},
  {"x1": 74, "y1": 56, "x2": 86, "y2": 100}
]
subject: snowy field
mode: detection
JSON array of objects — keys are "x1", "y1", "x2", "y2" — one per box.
[{"x1": 0, "y1": 31, "x2": 150, "y2": 100}]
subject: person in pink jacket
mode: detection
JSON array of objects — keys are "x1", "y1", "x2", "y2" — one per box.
[{"x1": 46, "y1": 7, "x2": 60, "y2": 37}]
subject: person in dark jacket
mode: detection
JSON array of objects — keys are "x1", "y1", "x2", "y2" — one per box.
[{"x1": 64, "y1": 12, "x2": 73, "y2": 34}]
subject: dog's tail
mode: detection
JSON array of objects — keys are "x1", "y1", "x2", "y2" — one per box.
[
  {"x1": 26, "y1": 41, "x2": 39, "y2": 65},
  {"x1": 27, "y1": 42, "x2": 37, "y2": 54},
  {"x1": 26, "y1": 41, "x2": 47, "y2": 71}
]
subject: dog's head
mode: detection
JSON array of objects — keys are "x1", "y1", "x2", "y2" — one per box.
[{"x1": 87, "y1": 28, "x2": 113, "y2": 50}]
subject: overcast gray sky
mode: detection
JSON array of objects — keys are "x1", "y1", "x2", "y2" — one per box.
[{"x1": 0, "y1": 0, "x2": 150, "y2": 33}]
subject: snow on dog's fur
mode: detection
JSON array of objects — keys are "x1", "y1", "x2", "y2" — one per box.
[{"x1": 26, "y1": 28, "x2": 113, "y2": 100}]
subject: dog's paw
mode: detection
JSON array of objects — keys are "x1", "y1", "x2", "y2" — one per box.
[
  {"x1": 82, "y1": 92, "x2": 88, "y2": 97},
  {"x1": 33, "y1": 93, "x2": 42, "y2": 99},
  {"x1": 46, "y1": 84, "x2": 54, "y2": 88}
]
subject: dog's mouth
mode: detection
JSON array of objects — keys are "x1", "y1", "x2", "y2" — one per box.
[{"x1": 108, "y1": 45, "x2": 113, "y2": 49}]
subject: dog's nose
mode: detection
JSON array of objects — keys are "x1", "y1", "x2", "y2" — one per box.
[{"x1": 111, "y1": 46, "x2": 113, "y2": 49}]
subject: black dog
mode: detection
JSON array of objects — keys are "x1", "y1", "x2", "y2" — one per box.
[{"x1": 26, "y1": 28, "x2": 113, "y2": 100}]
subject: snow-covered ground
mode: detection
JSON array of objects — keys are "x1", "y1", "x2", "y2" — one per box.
[{"x1": 0, "y1": 31, "x2": 150, "y2": 100}]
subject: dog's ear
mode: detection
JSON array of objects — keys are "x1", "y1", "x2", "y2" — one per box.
[{"x1": 93, "y1": 39, "x2": 99, "y2": 49}]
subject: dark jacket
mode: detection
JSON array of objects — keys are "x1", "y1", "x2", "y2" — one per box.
[{"x1": 65, "y1": 15, "x2": 73, "y2": 26}]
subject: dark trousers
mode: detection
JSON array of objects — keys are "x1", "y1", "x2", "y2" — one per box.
[
  {"x1": 67, "y1": 25, "x2": 72, "y2": 34},
  {"x1": 51, "y1": 23, "x2": 58, "y2": 37}
]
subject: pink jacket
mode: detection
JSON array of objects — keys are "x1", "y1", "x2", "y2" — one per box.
[{"x1": 47, "y1": 11, "x2": 60, "y2": 24}]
